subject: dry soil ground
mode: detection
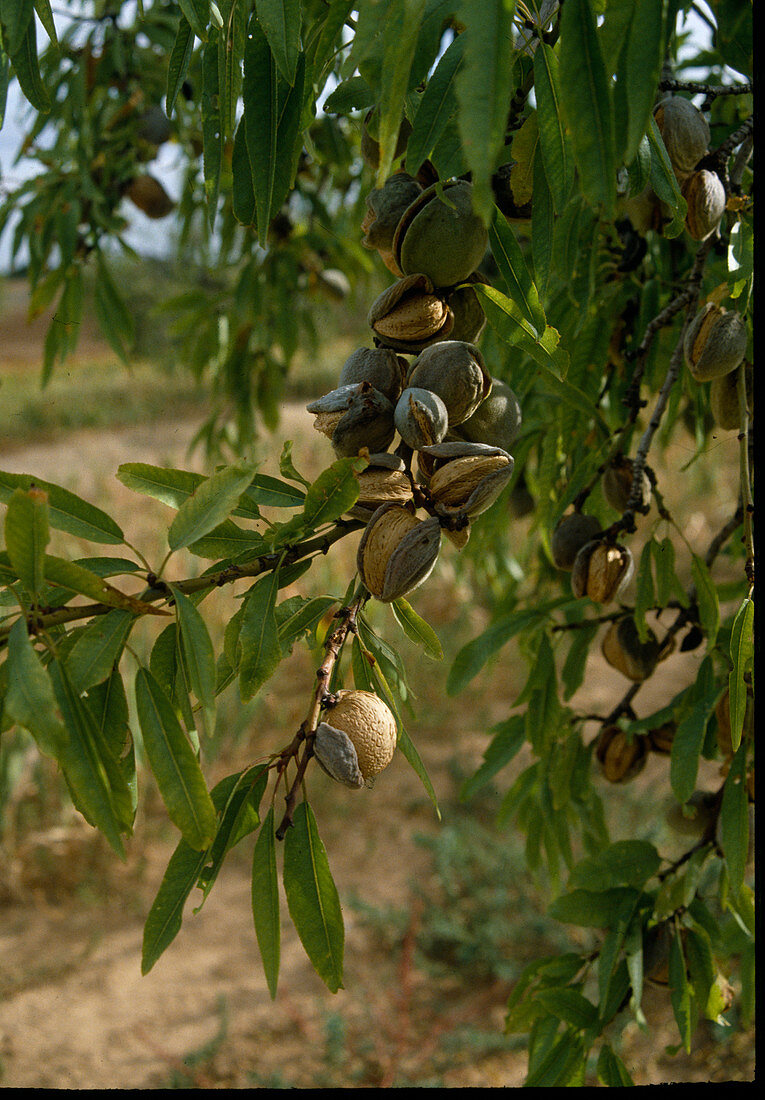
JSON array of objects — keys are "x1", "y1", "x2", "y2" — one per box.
[{"x1": 0, "y1": 287, "x2": 755, "y2": 1088}]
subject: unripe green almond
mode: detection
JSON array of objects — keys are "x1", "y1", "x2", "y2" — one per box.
[
  {"x1": 456, "y1": 379, "x2": 522, "y2": 452},
  {"x1": 394, "y1": 387, "x2": 449, "y2": 449},
  {"x1": 393, "y1": 180, "x2": 488, "y2": 288},
  {"x1": 406, "y1": 341, "x2": 491, "y2": 426},
  {"x1": 338, "y1": 347, "x2": 408, "y2": 403}
]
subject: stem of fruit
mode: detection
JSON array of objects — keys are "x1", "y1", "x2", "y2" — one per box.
[{"x1": 275, "y1": 589, "x2": 368, "y2": 840}]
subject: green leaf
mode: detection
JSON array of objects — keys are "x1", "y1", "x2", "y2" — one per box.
[
  {"x1": 459, "y1": 714, "x2": 525, "y2": 802},
  {"x1": 405, "y1": 31, "x2": 465, "y2": 176},
  {"x1": 283, "y1": 801, "x2": 344, "y2": 993},
  {"x1": 202, "y1": 30, "x2": 223, "y2": 223},
  {"x1": 168, "y1": 462, "x2": 255, "y2": 551},
  {"x1": 49, "y1": 660, "x2": 132, "y2": 858},
  {"x1": 533, "y1": 42, "x2": 574, "y2": 214},
  {"x1": 166, "y1": 13, "x2": 195, "y2": 116},
  {"x1": 533, "y1": 987, "x2": 598, "y2": 1030},
  {"x1": 6, "y1": 10, "x2": 49, "y2": 111},
  {"x1": 278, "y1": 595, "x2": 337, "y2": 653},
  {"x1": 255, "y1": 0, "x2": 301, "y2": 85},
  {"x1": 178, "y1": 0, "x2": 211, "y2": 40},
  {"x1": 568, "y1": 841, "x2": 661, "y2": 892},
  {"x1": 300, "y1": 455, "x2": 366, "y2": 531},
  {"x1": 41, "y1": 555, "x2": 165, "y2": 616},
  {"x1": 558, "y1": 0, "x2": 615, "y2": 216},
  {"x1": 476, "y1": 284, "x2": 570, "y2": 381},
  {"x1": 728, "y1": 596, "x2": 753, "y2": 752},
  {"x1": 371, "y1": 0, "x2": 427, "y2": 185},
  {"x1": 0, "y1": 470, "x2": 123, "y2": 544},
  {"x1": 116, "y1": 462, "x2": 205, "y2": 509},
  {"x1": 390, "y1": 597, "x2": 443, "y2": 660},
  {"x1": 489, "y1": 211, "x2": 546, "y2": 333},
  {"x1": 597, "y1": 1042, "x2": 635, "y2": 1086},
  {"x1": 633, "y1": 540, "x2": 655, "y2": 643},
  {"x1": 455, "y1": 0, "x2": 518, "y2": 222},
  {"x1": 531, "y1": 151, "x2": 554, "y2": 293},
  {"x1": 3, "y1": 486, "x2": 49, "y2": 598},
  {"x1": 170, "y1": 586, "x2": 217, "y2": 716},
  {"x1": 670, "y1": 655, "x2": 716, "y2": 804},
  {"x1": 0, "y1": 0, "x2": 35, "y2": 56},
  {"x1": 646, "y1": 114, "x2": 687, "y2": 238},
  {"x1": 238, "y1": 570, "x2": 282, "y2": 701},
  {"x1": 245, "y1": 473, "x2": 305, "y2": 509},
  {"x1": 135, "y1": 668, "x2": 218, "y2": 850},
  {"x1": 652, "y1": 536, "x2": 688, "y2": 609},
  {"x1": 242, "y1": 14, "x2": 306, "y2": 245},
  {"x1": 93, "y1": 253, "x2": 134, "y2": 364},
  {"x1": 619, "y1": 0, "x2": 665, "y2": 165},
  {"x1": 719, "y1": 742, "x2": 750, "y2": 896},
  {"x1": 548, "y1": 887, "x2": 642, "y2": 928},
  {"x1": 691, "y1": 554, "x2": 719, "y2": 649},
  {"x1": 447, "y1": 606, "x2": 555, "y2": 696},
  {"x1": 668, "y1": 933, "x2": 693, "y2": 1053},
  {"x1": 251, "y1": 806, "x2": 280, "y2": 999},
  {"x1": 141, "y1": 768, "x2": 266, "y2": 973},
  {"x1": 4, "y1": 618, "x2": 68, "y2": 758},
  {"x1": 66, "y1": 609, "x2": 134, "y2": 691}
]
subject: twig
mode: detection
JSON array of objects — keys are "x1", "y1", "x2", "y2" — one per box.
[
  {"x1": 658, "y1": 79, "x2": 753, "y2": 98},
  {"x1": 275, "y1": 590, "x2": 368, "y2": 839},
  {"x1": 0, "y1": 519, "x2": 364, "y2": 649}
]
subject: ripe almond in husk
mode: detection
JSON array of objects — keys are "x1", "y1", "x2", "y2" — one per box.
[
  {"x1": 684, "y1": 302, "x2": 748, "y2": 382},
  {"x1": 424, "y1": 442, "x2": 514, "y2": 519},
  {"x1": 406, "y1": 340, "x2": 492, "y2": 426},
  {"x1": 682, "y1": 168, "x2": 726, "y2": 240},
  {"x1": 551, "y1": 513, "x2": 601, "y2": 572},
  {"x1": 571, "y1": 539, "x2": 634, "y2": 603},
  {"x1": 602, "y1": 456, "x2": 651, "y2": 513},
  {"x1": 125, "y1": 174, "x2": 175, "y2": 218},
  {"x1": 653, "y1": 96, "x2": 710, "y2": 180},
  {"x1": 595, "y1": 725, "x2": 648, "y2": 783},
  {"x1": 601, "y1": 616, "x2": 661, "y2": 682},
  {"x1": 357, "y1": 502, "x2": 441, "y2": 603},
  {"x1": 368, "y1": 273, "x2": 453, "y2": 354},
  {"x1": 316, "y1": 689, "x2": 398, "y2": 785}
]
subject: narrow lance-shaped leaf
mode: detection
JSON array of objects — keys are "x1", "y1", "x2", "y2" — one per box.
[
  {"x1": 7, "y1": 9, "x2": 50, "y2": 112},
  {"x1": 0, "y1": 470, "x2": 124, "y2": 544},
  {"x1": 620, "y1": 0, "x2": 665, "y2": 165},
  {"x1": 455, "y1": 0, "x2": 518, "y2": 222},
  {"x1": 0, "y1": 0, "x2": 36, "y2": 55},
  {"x1": 3, "y1": 486, "x2": 49, "y2": 598},
  {"x1": 375, "y1": 0, "x2": 427, "y2": 186},
  {"x1": 647, "y1": 114, "x2": 687, "y2": 238},
  {"x1": 238, "y1": 568, "x2": 283, "y2": 701},
  {"x1": 66, "y1": 609, "x2": 134, "y2": 691},
  {"x1": 251, "y1": 806, "x2": 280, "y2": 999},
  {"x1": 255, "y1": 0, "x2": 301, "y2": 86},
  {"x1": 135, "y1": 668, "x2": 218, "y2": 850},
  {"x1": 4, "y1": 618, "x2": 68, "y2": 759},
  {"x1": 170, "y1": 585, "x2": 217, "y2": 721},
  {"x1": 728, "y1": 596, "x2": 753, "y2": 752},
  {"x1": 719, "y1": 743, "x2": 750, "y2": 897},
  {"x1": 168, "y1": 462, "x2": 255, "y2": 551},
  {"x1": 178, "y1": 0, "x2": 211, "y2": 40},
  {"x1": 166, "y1": 13, "x2": 195, "y2": 117},
  {"x1": 558, "y1": 0, "x2": 616, "y2": 216},
  {"x1": 691, "y1": 554, "x2": 719, "y2": 650},
  {"x1": 391, "y1": 596, "x2": 443, "y2": 660},
  {"x1": 489, "y1": 211, "x2": 546, "y2": 333},
  {"x1": 202, "y1": 30, "x2": 223, "y2": 225},
  {"x1": 405, "y1": 31, "x2": 465, "y2": 176},
  {"x1": 283, "y1": 800, "x2": 344, "y2": 993},
  {"x1": 533, "y1": 42, "x2": 574, "y2": 214}
]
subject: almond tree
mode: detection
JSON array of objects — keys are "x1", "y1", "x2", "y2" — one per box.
[{"x1": 0, "y1": 1, "x2": 754, "y2": 1085}]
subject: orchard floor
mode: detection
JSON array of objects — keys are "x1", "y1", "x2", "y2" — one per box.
[{"x1": 0, "y1": 404, "x2": 755, "y2": 1088}]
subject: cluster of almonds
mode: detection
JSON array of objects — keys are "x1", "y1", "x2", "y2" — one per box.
[
  {"x1": 307, "y1": 174, "x2": 522, "y2": 606},
  {"x1": 625, "y1": 95, "x2": 726, "y2": 242},
  {"x1": 306, "y1": 173, "x2": 523, "y2": 788}
]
